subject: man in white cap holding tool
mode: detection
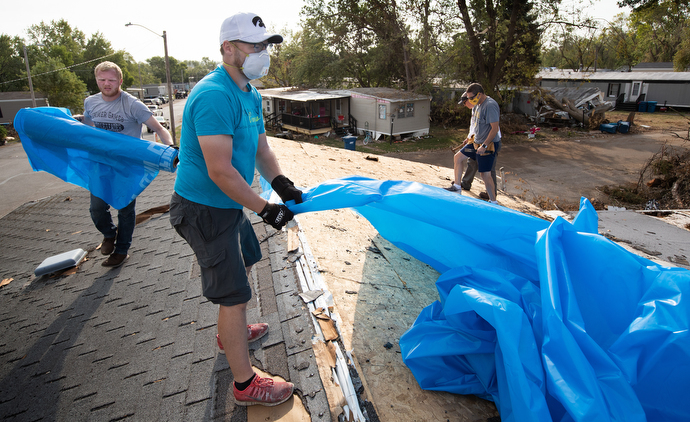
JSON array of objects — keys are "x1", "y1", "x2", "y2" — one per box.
[{"x1": 169, "y1": 12, "x2": 303, "y2": 406}]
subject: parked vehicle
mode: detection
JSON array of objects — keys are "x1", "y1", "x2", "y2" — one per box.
[
  {"x1": 145, "y1": 96, "x2": 162, "y2": 106},
  {"x1": 143, "y1": 99, "x2": 158, "y2": 108}
]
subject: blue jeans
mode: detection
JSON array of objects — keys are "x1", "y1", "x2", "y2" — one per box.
[{"x1": 90, "y1": 194, "x2": 136, "y2": 254}]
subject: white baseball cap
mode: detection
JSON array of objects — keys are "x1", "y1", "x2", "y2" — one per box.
[{"x1": 219, "y1": 12, "x2": 283, "y2": 45}]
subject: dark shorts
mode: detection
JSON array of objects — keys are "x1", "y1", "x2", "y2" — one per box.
[
  {"x1": 169, "y1": 192, "x2": 261, "y2": 306},
  {"x1": 461, "y1": 142, "x2": 499, "y2": 173}
]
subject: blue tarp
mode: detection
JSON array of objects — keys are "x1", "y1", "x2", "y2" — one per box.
[
  {"x1": 14, "y1": 107, "x2": 178, "y2": 209},
  {"x1": 269, "y1": 176, "x2": 690, "y2": 422}
]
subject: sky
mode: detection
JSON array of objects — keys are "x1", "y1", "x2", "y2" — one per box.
[
  {"x1": 3, "y1": 0, "x2": 629, "y2": 64},
  {"x1": 3, "y1": 0, "x2": 307, "y2": 62}
]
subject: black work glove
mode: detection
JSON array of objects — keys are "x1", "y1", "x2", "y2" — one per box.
[
  {"x1": 271, "y1": 175, "x2": 303, "y2": 204},
  {"x1": 259, "y1": 202, "x2": 294, "y2": 230}
]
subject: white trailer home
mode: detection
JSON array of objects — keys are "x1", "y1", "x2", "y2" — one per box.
[
  {"x1": 536, "y1": 69, "x2": 690, "y2": 110},
  {"x1": 334, "y1": 87, "x2": 431, "y2": 140},
  {"x1": 259, "y1": 87, "x2": 432, "y2": 139}
]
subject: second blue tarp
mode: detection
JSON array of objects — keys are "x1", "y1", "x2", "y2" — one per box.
[{"x1": 14, "y1": 107, "x2": 178, "y2": 209}]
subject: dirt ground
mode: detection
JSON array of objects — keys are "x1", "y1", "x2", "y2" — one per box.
[{"x1": 385, "y1": 124, "x2": 690, "y2": 210}]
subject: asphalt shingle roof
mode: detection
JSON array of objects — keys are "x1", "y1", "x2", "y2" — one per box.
[{"x1": 0, "y1": 172, "x2": 330, "y2": 421}]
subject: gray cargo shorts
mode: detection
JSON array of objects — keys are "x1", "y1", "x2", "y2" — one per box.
[{"x1": 169, "y1": 192, "x2": 261, "y2": 306}]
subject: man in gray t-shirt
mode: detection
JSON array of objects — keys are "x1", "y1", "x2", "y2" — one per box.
[
  {"x1": 445, "y1": 83, "x2": 501, "y2": 204},
  {"x1": 82, "y1": 61, "x2": 173, "y2": 267}
]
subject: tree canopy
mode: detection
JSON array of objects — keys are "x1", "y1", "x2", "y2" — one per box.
[
  {"x1": 542, "y1": 0, "x2": 689, "y2": 72},
  {"x1": 0, "y1": 35, "x2": 26, "y2": 92},
  {"x1": 1, "y1": 19, "x2": 213, "y2": 112},
  {"x1": 2, "y1": 2, "x2": 688, "y2": 116}
]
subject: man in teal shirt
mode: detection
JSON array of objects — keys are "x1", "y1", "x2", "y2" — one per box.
[{"x1": 170, "y1": 12, "x2": 302, "y2": 407}]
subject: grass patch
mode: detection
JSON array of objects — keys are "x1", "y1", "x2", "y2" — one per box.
[
  {"x1": 267, "y1": 124, "x2": 469, "y2": 155},
  {"x1": 606, "y1": 109, "x2": 690, "y2": 132}
]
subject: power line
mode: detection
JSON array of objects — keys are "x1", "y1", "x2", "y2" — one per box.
[{"x1": 0, "y1": 50, "x2": 120, "y2": 86}]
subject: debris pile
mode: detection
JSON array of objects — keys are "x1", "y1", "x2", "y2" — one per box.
[
  {"x1": 640, "y1": 146, "x2": 690, "y2": 208},
  {"x1": 530, "y1": 87, "x2": 614, "y2": 129}
]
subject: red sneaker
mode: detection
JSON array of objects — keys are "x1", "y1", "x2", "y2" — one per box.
[
  {"x1": 247, "y1": 323, "x2": 269, "y2": 342},
  {"x1": 233, "y1": 374, "x2": 294, "y2": 406},
  {"x1": 217, "y1": 323, "x2": 269, "y2": 354}
]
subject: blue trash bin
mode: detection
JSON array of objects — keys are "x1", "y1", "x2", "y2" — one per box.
[
  {"x1": 647, "y1": 101, "x2": 657, "y2": 113},
  {"x1": 343, "y1": 136, "x2": 356, "y2": 151},
  {"x1": 599, "y1": 123, "x2": 618, "y2": 134},
  {"x1": 638, "y1": 101, "x2": 648, "y2": 112},
  {"x1": 617, "y1": 121, "x2": 630, "y2": 134}
]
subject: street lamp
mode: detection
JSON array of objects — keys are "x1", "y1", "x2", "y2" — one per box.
[
  {"x1": 125, "y1": 22, "x2": 176, "y2": 144},
  {"x1": 22, "y1": 43, "x2": 44, "y2": 108}
]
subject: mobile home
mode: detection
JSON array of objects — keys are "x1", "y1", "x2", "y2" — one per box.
[{"x1": 536, "y1": 69, "x2": 690, "y2": 109}]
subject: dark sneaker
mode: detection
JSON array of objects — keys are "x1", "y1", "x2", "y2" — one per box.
[
  {"x1": 102, "y1": 253, "x2": 129, "y2": 267},
  {"x1": 217, "y1": 323, "x2": 269, "y2": 354},
  {"x1": 101, "y1": 236, "x2": 116, "y2": 255},
  {"x1": 479, "y1": 191, "x2": 490, "y2": 200},
  {"x1": 444, "y1": 185, "x2": 462, "y2": 193},
  {"x1": 233, "y1": 374, "x2": 294, "y2": 406}
]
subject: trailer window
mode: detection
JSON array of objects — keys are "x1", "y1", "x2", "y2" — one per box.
[
  {"x1": 379, "y1": 104, "x2": 387, "y2": 119},
  {"x1": 632, "y1": 82, "x2": 640, "y2": 96},
  {"x1": 607, "y1": 83, "x2": 620, "y2": 98},
  {"x1": 406, "y1": 103, "x2": 415, "y2": 118}
]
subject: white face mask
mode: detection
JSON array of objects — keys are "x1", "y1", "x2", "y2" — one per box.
[{"x1": 241, "y1": 50, "x2": 270, "y2": 80}]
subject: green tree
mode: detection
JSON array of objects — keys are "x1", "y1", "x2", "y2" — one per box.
[
  {"x1": 541, "y1": 11, "x2": 639, "y2": 72},
  {"x1": 146, "y1": 56, "x2": 186, "y2": 84},
  {"x1": 629, "y1": 0, "x2": 690, "y2": 63},
  {"x1": 674, "y1": 25, "x2": 690, "y2": 70},
  {"x1": 32, "y1": 57, "x2": 87, "y2": 112},
  {"x1": 24, "y1": 20, "x2": 129, "y2": 96},
  {"x1": 0, "y1": 34, "x2": 26, "y2": 92},
  {"x1": 125, "y1": 59, "x2": 158, "y2": 89},
  {"x1": 601, "y1": 15, "x2": 638, "y2": 71},
  {"x1": 303, "y1": 0, "x2": 425, "y2": 89},
  {"x1": 455, "y1": 0, "x2": 545, "y2": 95},
  {"x1": 28, "y1": 19, "x2": 86, "y2": 68},
  {"x1": 183, "y1": 57, "x2": 219, "y2": 84},
  {"x1": 268, "y1": 27, "x2": 341, "y2": 88},
  {"x1": 618, "y1": 0, "x2": 690, "y2": 11}
]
